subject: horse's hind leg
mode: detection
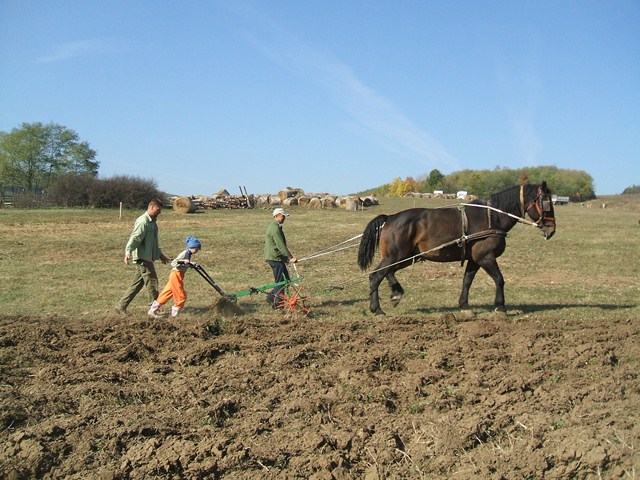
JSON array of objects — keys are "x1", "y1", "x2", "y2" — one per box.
[
  {"x1": 368, "y1": 259, "x2": 395, "y2": 315},
  {"x1": 387, "y1": 272, "x2": 405, "y2": 307}
]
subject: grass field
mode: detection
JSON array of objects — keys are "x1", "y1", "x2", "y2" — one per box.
[{"x1": 0, "y1": 194, "x2": 638, "y2": 321}]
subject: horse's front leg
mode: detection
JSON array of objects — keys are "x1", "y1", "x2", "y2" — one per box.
[
  {"x1": 459, "y1": 260, "x2": 480, "y2": 312},
  {"x1": 387, "y1": 271, "x2": 405, "y2": 307},
  {"x1": 479, "y1": 258, "x2": 506, "y2": 314}
]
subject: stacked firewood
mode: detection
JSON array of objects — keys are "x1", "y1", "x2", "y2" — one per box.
[
  {"x1": 199, "y1": 195, "x2": 254, "y2": 209},
  {"x1": 171, "y1": 187, "x2": 255, "y2": 213}
]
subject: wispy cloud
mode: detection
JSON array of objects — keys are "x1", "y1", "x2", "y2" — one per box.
[
  {"x1": 510, "y1": 113, "x2": 542, "y2": 164},
  {"x1": 495, "y1": 54, "x2": 543, "y2": 164},
  {"x1": 35, "y1": 38, "x2": 118, "y2": 63},
  {"x1": 223, "y1": 2, "x2": 458, "y2": 171}
]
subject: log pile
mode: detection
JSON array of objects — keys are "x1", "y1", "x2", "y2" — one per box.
[
  {"x1": 200, "y1": 195, "x2": 254, "y2": 209},
  {"x1": 171, "y1": 192, "x2": 254, "y2": 214},
  {"x1": 172, "y1": 186, "x2": 380, "y2": 214}
]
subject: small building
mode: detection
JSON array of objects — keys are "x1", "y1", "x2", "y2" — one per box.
[{"x1": 456, "y1": 190, "x2": 468, "y2": 200}]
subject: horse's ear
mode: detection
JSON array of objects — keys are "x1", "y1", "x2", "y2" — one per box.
[{"x1": 541, "y1": 180, "x2": 548, "y2": 192}]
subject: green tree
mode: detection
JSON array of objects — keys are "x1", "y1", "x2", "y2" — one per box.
[
  {"x1": 0, "y1": 122, "x2": 98, "y2": 192},
  {"x1": 422, "y1": 169, "x2": 445, "y2": 192}
]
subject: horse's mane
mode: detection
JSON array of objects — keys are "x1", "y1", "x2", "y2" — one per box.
[{"x1": 485, "y1": 183, "x2": 536, "y2": 214}]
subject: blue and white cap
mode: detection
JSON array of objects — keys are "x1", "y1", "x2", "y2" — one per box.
[{"x1": 185, "y1": 236, "x2": 201, "y2": 249}]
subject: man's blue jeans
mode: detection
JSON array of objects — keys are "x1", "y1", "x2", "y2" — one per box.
[{"x1": 266, "y1": 260, "x2": 290, "y2": 307}]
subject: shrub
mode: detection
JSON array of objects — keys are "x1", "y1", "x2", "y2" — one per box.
[
  {"x1": 47, "y1": 174, "x2": 95, "y2": 207},
  {"x1": 96, "y1": 175, "x2": 165, "y2": 209},
  {"x1": 45, "y1": 174, "x2": 166, "y2": 209}
]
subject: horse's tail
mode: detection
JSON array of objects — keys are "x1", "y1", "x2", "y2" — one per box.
[{"x1": 358, "y1": 214, "x2": 388, "y2": 271}]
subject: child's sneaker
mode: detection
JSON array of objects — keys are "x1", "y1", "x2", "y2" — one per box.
[{"x1": 148, "y1": 301, "x2": 162, "y2": 319}]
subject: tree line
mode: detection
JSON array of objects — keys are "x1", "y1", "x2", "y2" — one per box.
[{"x1": 371, "y1": 166, "x2": 597, "y2": 200}]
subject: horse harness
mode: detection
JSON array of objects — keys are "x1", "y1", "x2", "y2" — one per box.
[
  {"x1": 455, "y1": 184, "x2": 554, "y2": 264},
  {"x1": 457, "y1": 204, "x2": 506, "y2": 265}
]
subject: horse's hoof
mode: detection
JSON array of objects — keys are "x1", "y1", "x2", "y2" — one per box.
[
  {"x1": 390, "y1": 296, "x2": 402, "y2": 308},
  {"x1": 458, "y1": 309, "x2": 475, "y2": 320},
  {"x1": 493, "y1": 309, "x2": 508, "y2": 320},
  {"x1": 374, "y1": 309, "x2": 386, "y2": 316},
  {"x1": 442, "y1": 313, "x2": 457, "y2": 327}
]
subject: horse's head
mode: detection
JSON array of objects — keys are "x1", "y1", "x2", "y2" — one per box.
[{"x1": 525, "y1": 181, "x2": 556, "y2": 239}]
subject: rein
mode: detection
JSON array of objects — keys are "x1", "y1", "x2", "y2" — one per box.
[
  {"x1": 297, "y1": 233, "x2": 362, "y2": 262},
  {"x1": 461, "y1": 184, "x2": 555, "y2": 228},
  {"x1": 460, "y1": 203, "x2": 543, "y2": 228}
]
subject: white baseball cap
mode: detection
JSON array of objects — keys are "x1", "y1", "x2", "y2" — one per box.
[{"x1": 272, "y1": 207, "x2": 288, "y2": 217}]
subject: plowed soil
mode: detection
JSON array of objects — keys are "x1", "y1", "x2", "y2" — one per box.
[{"x1": 1, "y1": 311, "x2": 638, "y2": 479}]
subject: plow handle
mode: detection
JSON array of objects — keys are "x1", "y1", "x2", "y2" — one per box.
[{"x1": 191, "y1": 264, "x2": 229, "y2": 297}]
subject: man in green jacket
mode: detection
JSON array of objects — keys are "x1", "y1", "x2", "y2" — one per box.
[
  {"x1": 264, "y1": 207, "x2": 297, "y2": 308},
  {"x1": 115, "y1": 198, "x2": 170, "y2": 315}
]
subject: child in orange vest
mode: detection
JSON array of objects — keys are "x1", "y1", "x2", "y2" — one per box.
[{"x1": 148, "y1": 236, "x2": 201, "y2": 318}]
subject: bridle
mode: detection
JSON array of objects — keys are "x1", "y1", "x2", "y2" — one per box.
[{"x1": 521, "y1": 185, "x2": 555, "y2": 228}]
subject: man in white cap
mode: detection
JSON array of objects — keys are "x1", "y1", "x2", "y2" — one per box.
[{"x1": 264, "y1": 207, "x2": 298, "y2": 308}]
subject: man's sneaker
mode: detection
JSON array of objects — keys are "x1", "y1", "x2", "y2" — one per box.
[
  {"x1": 147, "y1": 309, "x2": 162, "y2": 319},
  {"x1": 114, "y1": 305, "x2": 127, "y2": 316}
]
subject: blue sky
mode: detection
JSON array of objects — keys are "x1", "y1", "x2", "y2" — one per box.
[{"x1": 1, "y1": 1, "x2": 638, "y2": 196}]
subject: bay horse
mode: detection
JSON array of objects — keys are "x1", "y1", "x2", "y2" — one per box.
[{"x1": 358, "y1": 182, "x2": 556, "y2": 315}]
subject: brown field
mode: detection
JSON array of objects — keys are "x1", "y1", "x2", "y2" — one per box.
[{"x1": 1, "y1": 194, "x2": 639, "y2": 479}]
